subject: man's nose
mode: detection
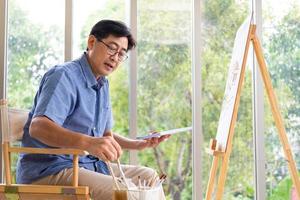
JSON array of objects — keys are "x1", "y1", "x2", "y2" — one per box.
[{"x1": 110, "y1": 52, "x2": 119, "y2": 62}]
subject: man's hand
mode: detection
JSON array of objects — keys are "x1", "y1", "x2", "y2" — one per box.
[
  {"x1": 112, "y1": 131, "x2": 170, "y2": 151},
  {"x1": 87, "y1": 136, "x2": 122, "y2": 161},
  {"x1": 29, "y1": 117, "x2": 122, "y2": 161},
  {"x1": 136, "y1": 133, "x2": 170, "y2": 150}
]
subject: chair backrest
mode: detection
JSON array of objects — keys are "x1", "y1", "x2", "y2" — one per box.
[
  {"x1": 0, "y1": 99, "x2": 28, "y2": 142},
  {"x1": 8, "y1": 108, "x2": 29, "y2": 142}
]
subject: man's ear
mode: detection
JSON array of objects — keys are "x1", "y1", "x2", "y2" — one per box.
[{"x1": 87, "y1": 35, "x2": 96, "y2": 51}]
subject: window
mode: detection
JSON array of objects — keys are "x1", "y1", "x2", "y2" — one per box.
[
  {"x1": 2, "y1": 0, "x2": 298, "y2": 199},
  {"x1": 137, "y1": 0, "x2": 193, "y2": 199},
  {"x1": 263, "y1": 0, "x2": 300, "y2": 199},
  {"x1": 7, "y1": 0, "x2": 64, "y2": 109},
  {"x1": 201, "y1": 1, "x2": 254, "y2": 199}
]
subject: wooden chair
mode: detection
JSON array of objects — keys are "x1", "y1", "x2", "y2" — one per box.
[{"x1": 0, "y1": 99, "x2": 90, "y2": 200}]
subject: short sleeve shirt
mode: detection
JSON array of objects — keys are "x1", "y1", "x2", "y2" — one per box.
[{"x1": 16, "y1": 53, "x2": 114, "y2": 184}]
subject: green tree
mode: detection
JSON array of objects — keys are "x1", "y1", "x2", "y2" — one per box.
[
  {"x1": 264, "y1": 2, "x2": 300, "y2": 199},
  {"x1": 8, "y1": 0, "x2": 63, "y2": 109},
  {"x1": 266, "y1": 4, "x2": 300, "y2": 137}
]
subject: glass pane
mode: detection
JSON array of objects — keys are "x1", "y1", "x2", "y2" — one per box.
[
  {"x1": 201, "y1": 1, "x2": 254, "y2": 199},
  {"x1": 73, "y1": 0, "x2": 124, "y2": 58},
  {"x1": 73, "y1": 0, "x2": 129, "y2": 162},
  {"x1": 263, "y1": 0, "x2": 300, "y2": 199},
  {"x1": 7, "y1": 0, "x2": 64, "y2": 109},
  {"x1": 137, "y1": 1, "x2": 192, "y2": 199}
]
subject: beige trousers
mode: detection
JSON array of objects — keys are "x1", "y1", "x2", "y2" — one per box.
[{"x1": 32, "y1": 164, "x2": 166, "y2": 200}]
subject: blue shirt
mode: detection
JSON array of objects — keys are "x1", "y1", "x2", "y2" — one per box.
[{"x1": 16, "y1": 53, "x2": 114, "y2": 184}]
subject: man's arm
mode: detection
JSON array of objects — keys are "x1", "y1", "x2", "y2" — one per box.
[
  {"x1": 106, "y1": 131, "x2": 170, "y2": 150},
  {"x1": 30, "y1": 116, "x2": 122, "y2": 161}
]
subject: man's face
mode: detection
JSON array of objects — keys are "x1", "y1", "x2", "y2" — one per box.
[{"x1": 86, "y1": 34, "x2": 128, "y2": 79}]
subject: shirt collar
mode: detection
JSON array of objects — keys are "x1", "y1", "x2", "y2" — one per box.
[{"x1": 79, "y1": 52, "x2": 107, "y2": 89}]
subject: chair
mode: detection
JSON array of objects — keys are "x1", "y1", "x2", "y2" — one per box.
[{"x1": 0, "y1": 99, "x2": 90, "y2": 200}]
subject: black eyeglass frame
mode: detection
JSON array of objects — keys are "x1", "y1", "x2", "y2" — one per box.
[{"x1": 98, "y1": 40, "x2": 129, "y2": 62}]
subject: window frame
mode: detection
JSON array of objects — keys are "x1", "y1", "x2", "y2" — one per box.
[{"x1": 0, "y1": 0, "x2": 8, "y2": 182}]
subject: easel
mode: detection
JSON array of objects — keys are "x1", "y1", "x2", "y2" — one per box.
[{"x1": 205, "y1": 18, "x2": 300, "y2": 200}]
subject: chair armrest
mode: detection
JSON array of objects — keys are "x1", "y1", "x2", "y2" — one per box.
[
  {"x1": 9, "y1": 147, "x2": 88, "y2": 156},
  {"x1": 0, "y1": 184, "x2": 89, "y2": 194}
]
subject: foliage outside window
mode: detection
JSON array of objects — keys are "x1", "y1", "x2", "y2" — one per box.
[
  {"x1": 137, "y1": 1, "x2": 192, "y2": 200},
  {"x1": 263, "y1": 0, "x2": 300, "y2": 199},
  {"x1": 5, "y1": 0, "x2": 300, "y2": 199}
]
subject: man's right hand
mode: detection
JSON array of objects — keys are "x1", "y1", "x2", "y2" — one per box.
[
  {"x1": 29, "y1": 116, "x2": 122, "y2": 161},
  {"x1": 87, "y1": 136, "x2": 123, "y2": 162}
]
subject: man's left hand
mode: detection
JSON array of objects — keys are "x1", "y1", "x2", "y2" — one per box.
[{"x1": 136, "y1": 133, "x2": 170, "y2": 150}]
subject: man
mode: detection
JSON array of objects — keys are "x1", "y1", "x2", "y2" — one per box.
[{"x1": 16, "y1": 20, "x2": 169, "y2": 199}]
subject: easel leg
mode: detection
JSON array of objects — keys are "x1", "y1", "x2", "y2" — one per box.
[
  {"x1": 205, "y1": 156, "x2": 220, "y2": 200},
  {"x1": 215, "y1": 150, "x2": 231, "y2": 200},
  {"x1": 252, "y1": 35, "x2": 300, "y2": 200}
]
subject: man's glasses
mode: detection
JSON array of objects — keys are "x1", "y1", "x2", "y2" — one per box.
[{"x1": 98, "y1": 40, "x2": 128, "y2": 62}]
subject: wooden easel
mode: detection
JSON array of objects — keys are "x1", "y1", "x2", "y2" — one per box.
[{"x1": 205, "y1": 20, "x2": 300, "y2": 200}]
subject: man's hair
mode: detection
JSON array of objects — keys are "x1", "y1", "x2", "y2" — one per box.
[{"x1": 89, "y1": 19, "x2": 136, "y2": 51}]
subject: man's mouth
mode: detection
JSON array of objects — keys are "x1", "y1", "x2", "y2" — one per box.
[{"x1": 104, "y1": 63, "x2": 114, "y2": 69}]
